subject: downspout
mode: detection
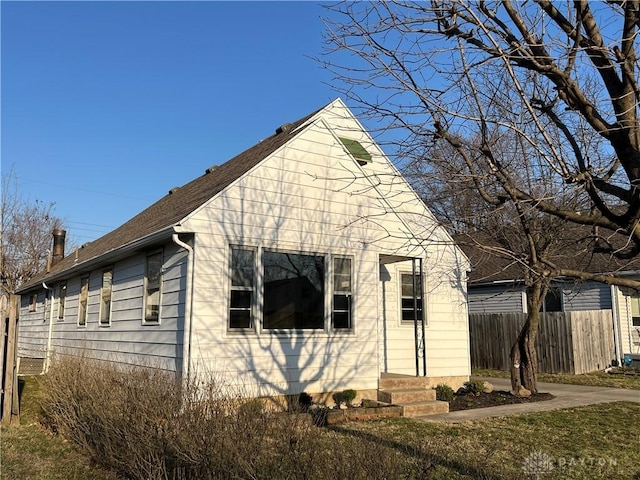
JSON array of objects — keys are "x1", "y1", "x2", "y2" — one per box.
[
  {"x1": 610, "y1": 285, "x2": 622, "y2": 366},
  {"x1": 412, "y1": 258, "x2": 420, "y2": 377},
  {"x1": 172, "y1": 233, "x2": 194, "y2": 380},
  {"x1": 43, "y1": 282, "x2": 55, "y2": 372},
  {"x1": 420, "y1": 257, "x2": 427, "y2": 377}
]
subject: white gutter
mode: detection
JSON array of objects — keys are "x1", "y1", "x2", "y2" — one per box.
[
  {"x1": 172, "y1": 232, "x2": 194, "y2": 380},
  {"x1": 610, "y1": 285, "x2": 622, "y2": 366},
  {"x1": 43, "y1": 283, "x2": 55, "y2": 373}
]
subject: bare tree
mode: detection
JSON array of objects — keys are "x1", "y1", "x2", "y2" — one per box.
[
  {"x1": 1, "y1": 169, "x2": 64, "y2": 297},
  {"x1": 322, "y1": 1, "x2": 640, "y2": 392}
]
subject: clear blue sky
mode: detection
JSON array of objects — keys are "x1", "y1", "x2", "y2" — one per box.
[{"x1": 2, "y1": 1, "x2": 341, "y2": 245}]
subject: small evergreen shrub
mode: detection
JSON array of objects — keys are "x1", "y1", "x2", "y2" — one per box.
[
  {"x1": 342, "y1": 389, "x2": 357, "y2": 407},
  {"x1": 463, "y1": 380, "x2": 486, "y2": 396},
  {"x1": 435, "y1": 383, "x2": 455, "y2": 402}
]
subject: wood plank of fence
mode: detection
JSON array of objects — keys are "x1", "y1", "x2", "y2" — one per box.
[
  {"x1": 469, "y1": 310, "x2": 615, "y2": 375},
  {"x1": 571, "y1": 311, "x2": 614, "y2": 375}
]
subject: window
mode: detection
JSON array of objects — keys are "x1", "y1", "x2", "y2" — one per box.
[
  {"x1": 332, "y1": 257, "x2": 352, "y2": 329},
  {"x1": 29, "y1": 293, "x2": 38, "y2": 312},
  {"x1": 57, "y1": 281, "x2": 67, "y2": 320},
  {"x1": 229, "y1": 247, "x2": 255, "y2": 329},
  {"x1": 263, "y1": 250, "x2": 324, "y2": 330},
  {"x1": 541, "y1": 288, "x2": 563, "y2": 313},
  {"x1": 400, "y1": 273, "x2": 423, "y2": 324},
  {"x1": 630, "y1": 294, "x2": 640, "y2": 327},
  {"x1": 100, "y1": 269, "x2": 113, "y2": 326},
  {"x1": 78, "y1": 276, "x2": 89, "y2": 326},
  {"x1": 145, "y1": 252, "x2": 162, "y2": 322}
]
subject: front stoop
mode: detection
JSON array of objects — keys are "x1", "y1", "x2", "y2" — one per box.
[{"x1": 378, "y1": 373, "x2": 449, "y2": 418}]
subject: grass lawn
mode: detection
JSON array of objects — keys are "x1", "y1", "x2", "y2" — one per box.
[
  {"x1": 3, "y1": 376, "x2": 639, "y2": 479},
  {"x1": 333, "y1": 402, "x2": 640, "y2": 479},
  {"x1": 473, "y1": 368, "x2": 640, "y2": 390}
]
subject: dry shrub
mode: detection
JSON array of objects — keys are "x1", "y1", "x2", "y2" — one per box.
[{"x1": 40, "y1": 356, "x2": 420, "y2": 479}]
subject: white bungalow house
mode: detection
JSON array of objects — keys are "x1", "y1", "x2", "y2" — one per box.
[{"x1": 16, "y1": 99, "x2": 470, "y2": 403}]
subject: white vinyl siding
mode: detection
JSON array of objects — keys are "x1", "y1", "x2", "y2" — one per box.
[{"x1": 181, "y1": 103, "x2": 470, "y2": 394}]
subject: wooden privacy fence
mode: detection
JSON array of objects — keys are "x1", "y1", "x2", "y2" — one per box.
[{"x1": 469, "y1": 311, "x2": 615, "y2": 375}]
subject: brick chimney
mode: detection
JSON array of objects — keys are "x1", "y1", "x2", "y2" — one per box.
[{"x1": 51, "y1": 229, "x2": 66, "y2": 267}]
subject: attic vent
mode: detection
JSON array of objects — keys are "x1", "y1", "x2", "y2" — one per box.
[
  {"x1": 205, "y1": 165, "x2": 218, "y2": 174},
  {"x1": 276, "y1": 123, "x2": 292, "y2": 135},
  {"x1": 169, "y1": 187, "x2": 180, "y2": 195},
  {"x1": 339, "y1": 137, "x2": 372, "y2": 165}
]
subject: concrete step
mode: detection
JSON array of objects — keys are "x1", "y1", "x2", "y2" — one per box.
[
  {"x1": 378, "y1": 388, "x2": 436, "y2": 404},
  {"x1": 401, "y1": 400, "x2": 449, "y2": 417},
  {"x1": 379, "y1": 373, "x2": 432, "y2": 390}
]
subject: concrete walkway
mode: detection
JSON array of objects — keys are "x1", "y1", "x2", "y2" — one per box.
[{"x1": 420, "y1": 377, "x2": 640, "y2": 423}]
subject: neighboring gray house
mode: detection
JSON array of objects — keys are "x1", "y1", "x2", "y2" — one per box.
[
  {"x1": 16, "y1": 99, "x2": 471, "y2": 400},
  {"x1": 463, "y1": 239, "x2": 640, "y2": 363}
]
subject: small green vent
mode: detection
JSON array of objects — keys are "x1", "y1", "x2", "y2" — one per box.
[{"x1": 339, "y1": 137, "x2": 372, "y2": 165}]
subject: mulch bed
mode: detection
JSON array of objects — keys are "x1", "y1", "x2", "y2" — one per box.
[{"x1": 449, "y1": 390, "x2": 555, "y2": 411}]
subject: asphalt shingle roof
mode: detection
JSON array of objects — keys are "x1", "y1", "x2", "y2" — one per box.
[{"x1": 458, "y1": 230, "x2": 640, "y2": 285}]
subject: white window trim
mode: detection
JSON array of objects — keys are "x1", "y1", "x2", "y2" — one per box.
[
  {"x1": 143, "y1": 251, "x2": 163, "y2": 325},
  {"x1": 77, "y1": 275, "x2": 89, "y2": 328},
  {"x1": 331, "y1": 255, "x2": 354, "y2": 332},
  {"x1": 57, "y1": 281, "x2": 67, "y2": 321},
  {"x1": 398, "y1": 269, "x2": 426, "y2": 327},
  {"x1": 99, "y1": 268, "x2": 113, "y2": 327},
  {"x1": 29, "y1": 293, "x2": 38, "y2": 312},
  {"x1": 224, "y1": 244, "x2": 358, "y2": 336},
  {"x1": 227, "y1": 245, "x2": 257, "y2": 333}
]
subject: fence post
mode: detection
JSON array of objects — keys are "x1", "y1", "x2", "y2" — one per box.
[{"x1": 2, "y1": 294, "x2": 20, "y2": 426}]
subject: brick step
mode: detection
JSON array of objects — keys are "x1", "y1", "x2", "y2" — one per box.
[
  {"x1": 379, "y1": 374, "x2": 432, "y2": 390},
  {"x1": 401, "y1": 400, "x2": 449, "y2": 417},
  {"x1": 377, "y1": 388, "x2": 436, "y2": 404}
]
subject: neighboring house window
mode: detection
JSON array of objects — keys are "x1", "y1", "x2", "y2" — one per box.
[
  {"x1": 145, "y1": 252, "x2": 162, "y2": 322},
  {"x1": 400, "y1": 272, "x2": 423, "y2": 324},
  {"x1": 541, "y1": 287, "x2": 563, "y2": 313},
  {"x1": 229, "y1": 247, "x2": 255, "y2": 330},
  {"x1": 263, "y1": 250, "x2": 325, "y2": 330},
  {"x1": 78, "y1": 276, "x2": 89, "y2": 326},
  {"x1": 57, "y1": 281, "x2": 67, "y2": 320},
  {"x1": 332, "y1": 256, "x2": 352, "y2": 329},
  {"x1": 100, "y1": 269, "x2": 113, "y2": 326},
  {"x1": 29, "y1": 293, "x2": 38, "y2": 312},
  {"x1": 629, "y1": 294, "x2": 640, "y2": 327}
]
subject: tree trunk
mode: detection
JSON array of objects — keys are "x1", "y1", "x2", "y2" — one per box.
[{"x1": 510, "y1": 282, "x2": 544, "y2": 395}]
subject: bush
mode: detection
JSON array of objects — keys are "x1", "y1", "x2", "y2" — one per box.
[
  {"x1": 40, "y1": 355, "x2": 420, "y2": 480},
  {"x1": 462, "y1": 380, "x2": 486, "y2": 396},
  {"x1": 341, "y1": 389, "x2": 357, "y2": 407},
  {"x1": 435, "y1": 383, "x2": 455, "y2": 402}
]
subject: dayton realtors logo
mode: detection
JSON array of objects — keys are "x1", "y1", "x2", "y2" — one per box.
[{"x1": 523, "y1": 450, "x2": 618, "y2": 478}]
